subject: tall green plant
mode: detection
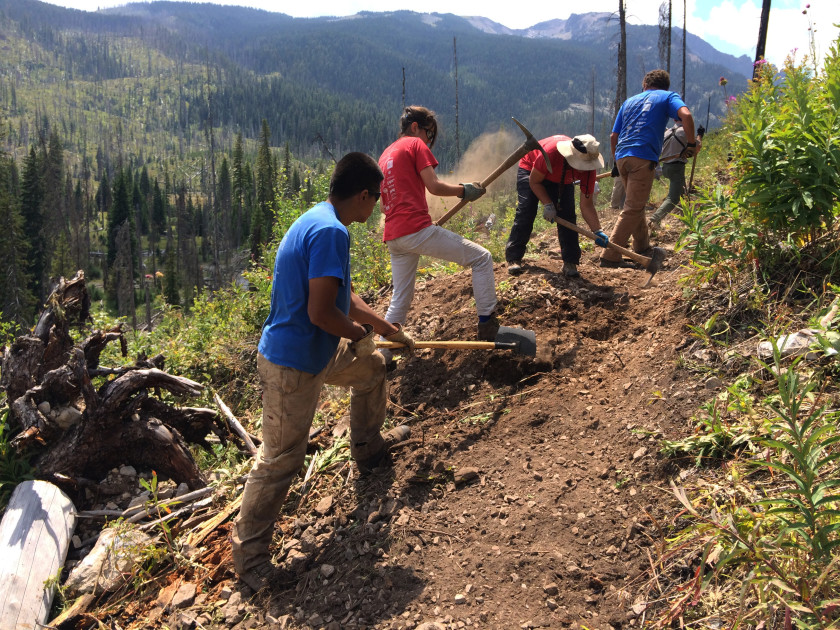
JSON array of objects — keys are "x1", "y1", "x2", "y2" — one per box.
[{"x1": 731, "y1": 51, "x2": 840, "y2": 244}]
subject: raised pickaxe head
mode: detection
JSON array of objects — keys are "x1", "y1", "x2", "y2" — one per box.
[
  {"x1": 642, "y1": 247, "x2": 666, "y2": 288},
  {"x1": 511, "y1": 117, "x2": 553, "y2": 174}
]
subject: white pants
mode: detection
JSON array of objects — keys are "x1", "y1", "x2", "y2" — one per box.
[{"x1": 385, "y1": 225, "x2": 497, "y2": 324}]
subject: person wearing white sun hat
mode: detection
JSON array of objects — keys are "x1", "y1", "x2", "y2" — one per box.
[{"x1": 505, "y1": 133, "x2": 609, "y2": 279}]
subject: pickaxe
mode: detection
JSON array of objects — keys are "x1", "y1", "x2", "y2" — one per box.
[
  {"x1": 551, "y1": 216, "x2": 666, "y2": 288},
  {"x1": 436, "y1": 118, "x2": 551, "y2": 227}
]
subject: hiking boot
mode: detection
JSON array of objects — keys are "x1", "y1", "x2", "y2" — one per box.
[
  {"x1": 237, "y1": 562, "x2": 294, "y2": 592},
  {"x1": 562, "y1": 262, "x2": 580, "y2": 278},
  {"x1": 507, "y1": 260, "x2": 524, "y2": 276},
  {"x1": 477, "y1": 313, "x2": 500, "y2": 341},
  {"x1": 356, "y1": 425, "x2": 411, "y2": 473},
  {"x1": 599, "y1": 258, "x2": 641, "y2": 270}
]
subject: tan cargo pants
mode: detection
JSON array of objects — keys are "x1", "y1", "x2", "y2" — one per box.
[
  {"x1": 601, "y1": 155, "x2": 655, "y2": 262},
  {"x1": 232, "y1": 341, "x2": 387, "y2": 574}
]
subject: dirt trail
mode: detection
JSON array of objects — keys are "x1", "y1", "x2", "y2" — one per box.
[
  {"x1": 119, "y1": 223, "x2": 708, "y2": 630},
  {"x1": 230, "y1": 223, "x2": 704, "y2": 629}
]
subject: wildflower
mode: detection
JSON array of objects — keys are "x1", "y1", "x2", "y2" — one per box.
[
  {"x1": 727, "y1": 95, "x2": 737, "y2": 104},
  {"x1": 155, "y1": 271, "x2": 164, "y2": 278},
  {"x1": 719, "y1": 76, "x2": 728, "y2": 86}
]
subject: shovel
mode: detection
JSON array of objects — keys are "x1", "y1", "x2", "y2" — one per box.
[{"x1": 376, "y1": 326, "x2": 536, "y2": 357}]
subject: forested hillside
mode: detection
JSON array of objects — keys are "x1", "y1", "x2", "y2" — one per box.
[{"x1": 0, "y1": 0, "x2": 750, "y2": 330}]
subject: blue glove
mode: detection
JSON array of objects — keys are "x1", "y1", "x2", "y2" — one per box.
[
  {"x1": 594, "y1": 230, "x2": 609, "y2": 248},
  {"x1": 541, "y1": 203, "x2": 557, "y2": 223}
]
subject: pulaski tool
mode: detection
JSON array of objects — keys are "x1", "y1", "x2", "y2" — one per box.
[
  {"x1": 436, "y1": 117, "x2": 551, "y2": 227},
  {"x1": 376, "y1": 326, "x2": 537, "y2": 358},
  {"x1": 552, "y1": 216, "x2": 666, "y2": 287}
]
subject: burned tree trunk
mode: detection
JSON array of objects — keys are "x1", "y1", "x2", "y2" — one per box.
[{"x1": 0, "y1": 271, "x2": 225, "y2": 492}]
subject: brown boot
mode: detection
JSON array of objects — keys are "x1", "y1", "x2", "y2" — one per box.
[{"x1": 356, "y1": 425, "x2": 411, "y2": 474}]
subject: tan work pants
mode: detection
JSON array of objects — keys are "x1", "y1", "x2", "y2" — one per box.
[
  {"x1": 601, "y1": 156, "x2": 654, "y2": 262},
  {"x1": 232, "y1": 341, "x2": 387, "y2": 574}
]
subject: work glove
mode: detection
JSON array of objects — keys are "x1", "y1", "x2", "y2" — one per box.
[
  {"x1": 611, "y1": 163, "x2": 619, "y2": 178},
  {"x1": 680, "y1": 142, "x2": 697, "y2": 159},
  {"x1": 593, "y1": 230, "x2": 609, "y2": 248},
  {"x1": 460, "y1": 182, "x2": 485, "y2": 202},
  {"x1": 541, "y1": 203, "x2": 557, "y2": 223},
  {"x1": 350, "y1": 324, "x2": 376, "y2": 358},
  {"x1": 384, "y1": 323, "x2": 415, "y2": 355}
]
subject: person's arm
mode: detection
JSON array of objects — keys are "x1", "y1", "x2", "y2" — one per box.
[
  {"x1": 528, "y1": 168, "x2": 553, "y2": 205},
  {"x1": 610, "y1": 132, "x2": 619, "y2": 161},
  {"x1": 677, "y1": 107, "x2": 696, "y2": 145},
  {"x1": 579, "y1": 192, "x2": 602, "y2": 233},
  {"x1": 349, "y1": 292, "x2": 399, "y2": 337},
  {"x1": 419, "y1": 165, "x2": 465, "y2": 198},
  {"x1": 307, "y1": 276, "x2": 369, "y2": 341}
]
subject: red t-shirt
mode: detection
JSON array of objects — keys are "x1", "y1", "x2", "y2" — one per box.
[
  {"x1": 519, "y1": 135, "x2": 596, "y2": 196},
  {"x1": 379, "y1": 136, "x2": 439, "y2": 241}
]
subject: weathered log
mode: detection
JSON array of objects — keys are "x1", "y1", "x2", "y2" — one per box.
[{"x1": 0, "y1": 480, "x2": 76, "y2": 630}]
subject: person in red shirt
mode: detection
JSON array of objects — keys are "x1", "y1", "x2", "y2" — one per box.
[
  {"x1": 505, "y1": 134, "x2": 609, "y2": 278},
  {"x1": 379, "y1": 106, "x2": 498, "y2": 341}
]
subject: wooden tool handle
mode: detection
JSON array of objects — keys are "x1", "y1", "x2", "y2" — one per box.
[
  {"x1": 376, "y1": 340, "x2": 515, "y2": 350},
  {"x1": 436, "y1": 143, "x2": 533, "y2": 227},
  {"x1": 552, "y1": 216, "x2": 652, "y2": 267}
]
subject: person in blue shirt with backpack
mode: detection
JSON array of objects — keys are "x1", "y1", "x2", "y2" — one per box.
[
  {"x1": 601, "y1": 69, "x2": 697, "y2": 268},
  {"x1": 232, "y1": 152, "x2": 415, "y2": 592}
]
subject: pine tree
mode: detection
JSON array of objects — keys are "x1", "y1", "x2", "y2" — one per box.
[
  {"x1": 255, "y1": 119, "x2": 274, "y2": 250},
  {"x1": 20, "y1": 145, "x2": 45, "y2": 299},
  {"x1": 0, "y1": 156, "x2": 35, "y2": 326}
]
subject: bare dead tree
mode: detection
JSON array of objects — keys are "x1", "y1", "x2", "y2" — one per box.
[
  {"x1": 682, "y1": 0, "x2": 687, "y2": 97},
  {"x1": 589, "y1": 67, "x2": 596, "y2": 135},
  {"x1": 454, "y1": 37, "x2": 461, "y2": 160},
  {"x1": 754, "y1": 0, "x2": 771, "y2": 78},
  {"x1": 614, "y1": 0, "x2": 627, "y2": 120},
  {"x1": 658, "y1": 0, "x2": 672, "y2": 74}
]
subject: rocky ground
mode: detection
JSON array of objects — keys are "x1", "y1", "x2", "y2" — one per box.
[{"x1": 66, "y1": 217, "x2": 717, "y2": 630}]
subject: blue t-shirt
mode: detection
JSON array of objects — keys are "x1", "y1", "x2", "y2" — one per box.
[
  {"x1": 613, "y1": 90, "x2": 687, "y2": 162},
  {"x1": 258, "y1": 202, "x2": 351, "y2": 374}
]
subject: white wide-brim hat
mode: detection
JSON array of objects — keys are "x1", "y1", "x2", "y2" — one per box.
[{"x1": 557, "y1": 134, "x2": 605, "y2": 171}]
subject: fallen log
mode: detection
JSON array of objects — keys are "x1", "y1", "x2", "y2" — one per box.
[{"x1": 0, "y1": 480, "x2": 76, "y2": 629}]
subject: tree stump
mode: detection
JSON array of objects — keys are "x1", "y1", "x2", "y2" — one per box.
[{"x1": 0, "y1": 271, "x2": 227, "y2": 492}]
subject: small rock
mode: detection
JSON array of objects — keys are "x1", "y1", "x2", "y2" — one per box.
[
  {"x1": 546, "y1": 598, "x2": 558, "y2": 611},
  {"x1": 605, "y1": 545, "x2": 619, "y2": 556},
  {"x1": 37, "y1": 401, "x2": 51, "y2": 415},
  {"x1": 705, "y1": 376, "x2": 723, "y2": 389},
  {"x1": 454, "y1": 593, "x2": 467, "y2": 605},
  {"x1": 543, "y1": 583, "x2": 558, "y2": 596},
  {"x1": 314, "y1": 495, "x2": 333, "y2": 516},
  {"x1": 119, "y1": 465, "x2": 137, "y2": 477},
  {"x1": 454, "y1": 467, "x2": 480, "y2": 485},
  {"x1": 632, "y1": 447, "x2": 648, "y2": 460},
  {"x1": 171, "y1": 582, "x2": 197, "y2": 609},
  {"x1": 320, "y1": 564, "x2": 336, "y2": 579}
]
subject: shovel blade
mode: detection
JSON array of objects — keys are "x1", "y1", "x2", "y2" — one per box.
[{"x1": 495, "y1": 326, "x2": 537, "y2": 357}]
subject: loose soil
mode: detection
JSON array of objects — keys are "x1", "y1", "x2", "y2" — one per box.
[{"x1": 88, "y1": 219, "x2": 713, "y2": 630}]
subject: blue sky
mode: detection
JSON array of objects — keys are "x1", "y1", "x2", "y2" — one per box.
[{"x1": 42, "y1": 0, "x2": 840, "y2": 70}]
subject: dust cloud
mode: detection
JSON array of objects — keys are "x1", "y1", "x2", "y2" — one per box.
[{"x1": 427, "y1": 128, "x2": 518, "y2": 221}]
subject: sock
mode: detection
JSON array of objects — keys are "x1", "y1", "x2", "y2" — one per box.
[{"x1": 478, "y1": 315, "x2": 491, "y2": 323}]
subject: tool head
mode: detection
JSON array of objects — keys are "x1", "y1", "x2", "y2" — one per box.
[
  {"x1": 495, "y1": 326, "x2": 537, "y2": 357},
  {"x1": 642, "y1": 247, "x2": 666, "y2": 287},
  {"x1": 511, "y1": 117, "x2": 553, "y2": 174}
]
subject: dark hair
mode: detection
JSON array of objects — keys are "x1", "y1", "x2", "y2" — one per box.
[
  {"x1": 399, "y1": 105, "x2": 438, "y2": 147},
  {"x1": 643, "y1": 69, "x2": 670, "y2": 91},
  {"x1": 329, "y1": 152, "x2": 383, "y2": 201}
]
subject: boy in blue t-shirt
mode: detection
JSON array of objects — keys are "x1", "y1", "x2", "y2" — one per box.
[
  {"x1": 232, "y1": 152, "x2": 415, "y2": 592},
  {"x1": 601, "y1": 69, "x2": 697, "y2": 267}
]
